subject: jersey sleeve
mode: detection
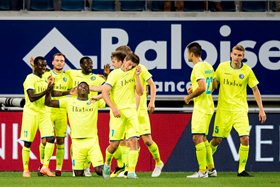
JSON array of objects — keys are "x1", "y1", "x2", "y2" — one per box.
[
  {"x1": 248, "y1": 68, "x2": 259, "y2": 88},
  {"x1": 214, "y1": 64, "x2": 221, "y2": 82},
  {"x1": 140, "y1": 65, "x2": 152, "y2": 82},
  {"x1": 193, "y1": 63, "x2": 205, "y2": 81},
  {"x1": 105, "y1": 70, "x2": 117, "y2": 87},
  {"x1": 24, "y1": 75, "x2": 36, "y2": 91},
  {"x1": 59, "y1": 97, "x2": 69, "y2": 109}
]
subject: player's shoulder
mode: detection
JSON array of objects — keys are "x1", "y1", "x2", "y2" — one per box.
[{"x1": 241, "y1": 63, "x2": 253, "y2": 71}]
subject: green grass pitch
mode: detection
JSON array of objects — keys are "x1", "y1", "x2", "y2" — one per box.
[{"x1": 0, "y1": 172, "x2": 279, "y2": 187}]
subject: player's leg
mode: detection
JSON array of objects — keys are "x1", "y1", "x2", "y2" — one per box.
[
  {"x1": 187, "y1": 111, "x2": 208, "y2": 178},
  {"x1": 126, "y1": 109, "x2": 140, "y2": 179},
  {"x1": 142, "y1": 135, "x2": 164, "y2": 177},
  {"x1": 139, "y1": 110, "x2": 163, "y2": 177},
  {"x1": 20, "y1": 110, "x2": 37, "y2": 177},
  {"x1": 72, "y1": 139, "x2": 87, "y2": 177},
  {"x1": 53, "y1": 112, "x2": 67, "y2": 176},
  {"x1": 110, "y1": 139, "x2": 125, "y2": 178},
  {"x1": 89, "y1": 137, "x2": 104, "y2": 176},
  {"x1": 39, "y1": 114, "x2": 55, "y2": 177},
  {"x1": 234, "y1": 112, "x2": 252, "y2": 177},
  {"x1": 103, "y1": 112, "x2": 125, "y2": 179}
]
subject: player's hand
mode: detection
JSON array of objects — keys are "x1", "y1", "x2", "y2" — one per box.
[
  {"x1": 259, "y1": 110, "x2": 267, "y2": 124},
  {"x1": 148, "y1": 102, "x2": 155, "y2": 113},
  {"x1": 135, "y1": 65, "x2": 141, "y2": 76},
  {"x1": 104, "y1": 64, "x2": 111, "y2": 75},
  {"x1": 97, "y1": 74, "x2": 106, "y2": 80},
  {"x1": 187, "y1": 86, "x2": 193, "y2": 94},
  {"x1": 112, "y1": 107, "x2": 121, "y2": 118},
  {"x1": 29, "y1": 57, "x2": 34, "y2": 67},
  {"x1": 184, "y1": 95, "x2": 191, "y2": 104},
  {"x1": 90, "y1": 96, "x2": 100, "y2": 103},
  {"x1": 47, "y1": 74, "x2": 54, "y2": 85},
  {"x1": 69, "y1": 87, "x2": 78, "y2": 96}
]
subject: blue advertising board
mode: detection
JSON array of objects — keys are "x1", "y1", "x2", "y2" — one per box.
[{"x1": 0, "y1": 18, "x2": 279, "y2": 95}]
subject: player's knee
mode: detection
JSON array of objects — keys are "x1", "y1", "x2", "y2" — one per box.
[
  {"x1": 24, "y1": 141, "x2": 32, "y2": 148},
  {"x1": 74, "y1": 170, "x2": 84, "y2": 176},
  {"x1": 56, "y1": 137, "x2": 65, "y2": 145},
  {"x1": 240, "y1": 136, "x2": 249, "y2": 146},
  {"x1": 46, "y1": 136, "x2": 55, "y2": 143},
  {"x1": 211, "y1": 138, "x2": 222, "y2": 146},
  {"x1": 95, "y1": 166, "x2": 103, "y2": 176}
]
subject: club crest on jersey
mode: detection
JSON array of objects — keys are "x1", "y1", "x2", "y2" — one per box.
[
  {"x1": 239, "y1": 74, "x2": 244, "y2": 79},
  {"x1": 63, "y1": 77, "x2": 67, "y2": 82},
  {"x1": 87, "y1": 100, "x2": 91, "y2": 105},
  {"x1": 91, "y1": 76, "x2": 96, "y2": 81}
]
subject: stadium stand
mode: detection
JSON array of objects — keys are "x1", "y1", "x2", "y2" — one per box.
[
  {"x1": 0, "y1": 0, "x2": 11, "y2": 10},
  {"x1": 61, "y1": 0, "x2": 85, "y2": 11},
  {"x1": 91, "y1": 0, "x2": 115, "y2": 11},
  {"x1": 241, "y1": 1, "x2": 267, "y2": 12},
  {"x1": 184, "y1": 1, "x2": 205, "y2": 12},
  {"x1": 120, "y1": 0, "x2": 146, "y2": 11},
  {"x1": 30, "y1": 0, "x2": 54, "y2": 11}
]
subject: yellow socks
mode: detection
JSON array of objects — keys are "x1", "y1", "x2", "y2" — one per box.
[
  {"x1": 205, "y1": 140, "x2": 215, "y2": 169},
  {"x1": 195, "y1": 142, "x2": 207, "y2": 172},
  {"x1": 238, "y1": 144, "x2": 249, "y2": 173},
  {"x1": 148, "y1": 142, "x2": 162, "y2": 165},
  {"x1": 56, "y1": 144, "x2": 64, "y2": 170},
  {"x1": 22, "y1": 146, "x2": 30, "y2": 171},
  {"x1": 43, "y1": 142, "x2": 54, "y2": 167},
  {"x1": 105, "y1": 148, "x2": 114, "y2": 165},
  {"x1": 39, "y1": 143, "x2": 45, "y2": 164},
  {"x1": 128, "y1": 150, "x2": 139, "y2": 172},
  {"x1": 113, "y1": 146, "x2": 124, "y2": 168},
  {"x1": 210, "y1": 141, "x2": 218, "y2": 155}
]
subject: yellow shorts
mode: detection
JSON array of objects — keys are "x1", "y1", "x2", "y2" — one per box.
[
  {"x1": 212, "y1": 110, "x2": 250, "y2": 138},
  {"x1": 191, "y1": 109, "x2": 213, "y2": 135},
  {"x1": 109, "y1": 108, "x2": 139, "y2": 141},
  {"x1": 50, "y1": 110, "x2": 67, "y2": 138},
  {"x1": 72, "y1": 137, "x2": 104, "y2": 170},
  {"x1": 138, "y1": 109, "x2": 151, "y2": 136},
  {"x1": 20, "y1": 109, "x2": 54, "y2": 142}
]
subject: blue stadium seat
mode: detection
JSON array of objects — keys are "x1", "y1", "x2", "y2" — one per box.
[
  {"x1": 0, "y1": 0, "x2": 11, "y2": 10},
  {"x1": 91, "y1": 0, "x2": 115, "y2": 11},
  {"x1": 184, "y1": 1, "x2": 205, "y2": 12},
  {"x1": 30, "y1": 0, "x2": 54, "y2": 11},
  {"x1": 61, "y1": 0, "x2": 85, "y2": 11},
  {"x1": 151, "y1": 1, "x2": 164, "y2": 11},
  {"x1": 241, "y1": 1, "x2": 266, "y2": 12},
  {"x1": 120, "y1": 0, "x2": 146, "y2": 11}
]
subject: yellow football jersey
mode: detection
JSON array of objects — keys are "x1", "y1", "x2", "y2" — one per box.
[
  {"x1": 215, "y1": 61, "x2": 259, "y2": 112},
  {"x1": 190, "y1": 61, "x2": 214, "y2": 114},
  {"x1": 23, "y1": 73, "x2": 48, "y2": 112},
  {"x1": 59, "y1": 97, "x2": 99, "y2": 138},
  {"x1": 105, "y1": 68, "x2": 137, "y2": 110},
  {"x1": 138, "y1": 64, "x2": 152, "y2": 110}
]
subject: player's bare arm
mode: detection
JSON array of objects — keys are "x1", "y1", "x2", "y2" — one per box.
[
  {"x1": 135, "y1": 66, "x2": 143, "y2": 96},
  {"x1": 147, "y1": 78, "x2": 156, "y2": 113},
  {"x1": 252, "y1": 86, "x2": 267, "y2": 124},
  {"x1": 102, "y1": 84, "x2": 121, "y2": 118},
  {"x1": 184, "y1": 79, "x2": 206, "y2": 104}
]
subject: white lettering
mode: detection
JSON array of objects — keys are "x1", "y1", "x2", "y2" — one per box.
[
  {"x1": 135, "y1": 41, "x2": 167, "y2": 70},
  {"x1": 238, "y1": 40, "x2": 258, "y2": 68},
  {"x1": 101, "y1": 28, "x2": 129, "y2": 69},
  {"x1": 227, "y1": 134, "x2": 239, "y2": 161},
  {"x1": 259, "y1": 40, "x2": 280, "y2": 70},
  {"x1": 256, "y1": 125, "x2": 274, "y2": 162},
  {"x1": 0, "y1": 123, "x2": 5, "y2": 159},
  {"x1": 12, "y1": 123, "x2": 18, "y2": 159},
  {"x1": 171, "y1": 24, "x2": 182, "y2": 69}
]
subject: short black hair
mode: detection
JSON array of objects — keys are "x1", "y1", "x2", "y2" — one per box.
[
  {"x1": 78, "y1": 81, "x2": 89, "y2": 87},
  {"x1": 80, "y1": 56, "x2": 91, "y2": 64},
  {"x1": 33, "y1": 56, "x2": 45, "y2": 65},
  {"x1": 187, "y1": 42, "x2": 202, "y2": 57}
]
